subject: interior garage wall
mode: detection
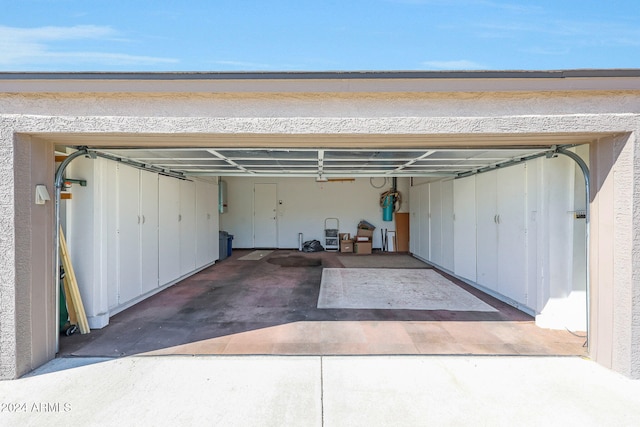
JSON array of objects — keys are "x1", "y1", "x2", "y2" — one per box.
[
  {"x1": 220, "y1": 177, "x2": 409, "y2": 249},
  {"x1": 409, "y1": 152, "x2": 587, "y2": 331},
  {"x1": 537, "y1": 147, "x2": 588, "y2": 329}
]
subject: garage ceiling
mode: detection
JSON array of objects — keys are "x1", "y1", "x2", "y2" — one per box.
[
  {"x1": 87, "y1": 146, "x2": 567, "y2": 179},
  {"x1": 47, "y1": 129, "x2": 609, "y2": 179}
]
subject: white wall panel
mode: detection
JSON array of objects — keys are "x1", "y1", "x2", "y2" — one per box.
[{"x1": 535, "y1": 153, "x2": 586, "y2": 330}]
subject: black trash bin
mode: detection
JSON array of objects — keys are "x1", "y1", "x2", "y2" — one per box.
[
  {"x1": 219, "y1": 231, "x2": 229, "y2": 260},
  {"x1": 227, "y1": 234, "x2": 234, "y2": 257}
]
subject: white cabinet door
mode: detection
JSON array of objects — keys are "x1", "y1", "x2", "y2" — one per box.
[
  {"x1": 497, "y1": 164, "x2": 528, "y2": 302},
  {"x1": 180, "y1": 180, "x2": 196, "y2": 275},
  {"x1": 210, "y1": 183, "x2": 220, "y2": 261},
  {"x1": 196, "y1": 181, "x2": 216, "y2": 268},
  {"x1": 117, "y1": 165, "x2": 142, "y2": 305},
  {"x1": 441, "y1": 180, "x2": 455, "y2": 271},
  {"x1": 475, "y1": 165, "x2": 528, "y2": 304},
  {"x1": 475, "y1": 172, "x2": 498, "y2": 290},
  {"x1": 418, "y1": 184, "x2": 430, "y2": 261},
  {"x1": 454, "y1": 176, "x2": 477, "y2": 281},
  {"x1": 195, "y1": 181, "x2": 208, "y2": 268},
  {"x1": 105, "y1": 161, "x2": 119, "y2": 310},
  {"x1": 159, "y1": 175, "x2": 180, "y2": 284},
  {"x1": 140, "y1": 170, "x2": 159, "y2": 293},
  {"x1": 429, "y1": 181, "x2": 442, "y2": 266},
  {"x1": 409, "y1": 185, "x2": 420, "y2": 255}
]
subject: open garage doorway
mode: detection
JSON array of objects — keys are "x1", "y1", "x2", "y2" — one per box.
[{"x1": 53, "y1": 140, "x2": 592, "y2": 359}]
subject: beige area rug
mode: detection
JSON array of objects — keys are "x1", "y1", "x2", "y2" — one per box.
[
  {"x1": 238, "y1": 250, "x2": 274, "y2": 260},
  {"x1": 338, "y1": 254, "x2": 430, "y2": 269},
  {"x1": 318, "y1": 268, "x2": 498, "y2": 312}
]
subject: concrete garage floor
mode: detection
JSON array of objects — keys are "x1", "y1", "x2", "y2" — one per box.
[{"x1": 59, "y1": 250, "x2": 586, "y2": 358}]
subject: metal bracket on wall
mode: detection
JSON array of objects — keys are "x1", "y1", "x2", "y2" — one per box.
[{"x1": 63, "y1": 178, "x2": 87, "y2": 187}]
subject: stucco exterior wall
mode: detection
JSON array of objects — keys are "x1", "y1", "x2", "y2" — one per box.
[
  {"x1": 590, "y1": 133, "x2": 639, "y2": 378},
  {"x1": 0, "y1": 127, "x2": 17, "y2": 380},
  {"x1": 1, "y1": 90, "x2": 640, "y2": 119},
  {"x1": 1, "y1": 80, "x2": 640, "y2": 379},
  {"x1": 0, "y1": 131, "x2": 56, "y2": 379}
]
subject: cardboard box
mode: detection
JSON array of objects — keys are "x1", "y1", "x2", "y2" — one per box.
[
  {"x1": 354, "y1": 241, "x2": 372, "y2": 254},
  {"x1": 358, "y1": 220, "x2": 375, "y2": 230},
  {"x1": 340, "y1": 240, "x2": 353, "y2": 253},
  {"x1": 356, "y1": 228, "x2": 374, "y2": 239}
]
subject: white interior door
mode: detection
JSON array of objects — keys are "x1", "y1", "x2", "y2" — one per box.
[{"x1": 254, "y1": 183, "x2": 278, "y2": 248}]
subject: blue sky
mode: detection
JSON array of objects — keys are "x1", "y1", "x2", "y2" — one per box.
[{"x1": 1, "y1": 0, "x2": 639, "y2": 72}]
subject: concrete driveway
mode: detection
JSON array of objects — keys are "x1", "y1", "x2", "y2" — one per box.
[{"x1": 1, "y1": 355, "x2": 639, "y2": 426}]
